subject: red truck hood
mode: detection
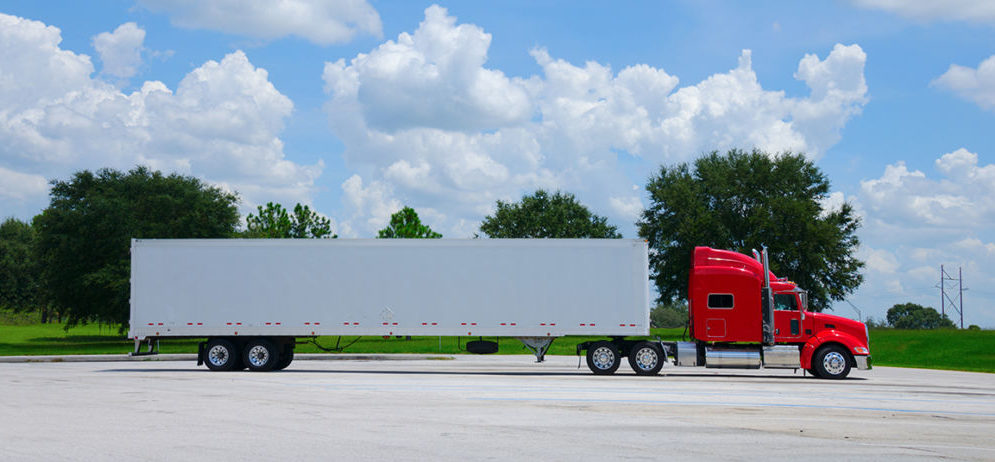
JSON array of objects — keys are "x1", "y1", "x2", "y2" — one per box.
[{"x1": 809, "y1": 311, "x2": 868, "y2": 346}]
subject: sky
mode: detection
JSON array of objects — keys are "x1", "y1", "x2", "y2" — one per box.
[{"x1": 1, "y1": 0, "x2": 994, "y2": 327}]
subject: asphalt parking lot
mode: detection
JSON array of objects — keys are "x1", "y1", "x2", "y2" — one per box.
[{"x1": 2, "y1": 355, "x2": 993, "y2": 461}]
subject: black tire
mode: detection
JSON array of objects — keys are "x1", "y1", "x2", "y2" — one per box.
[
  {"x1": 813, "y1": 345, "x2": 852, "y2": 380},
  {"x1": 204, "y1": 339, "x2": 240, "y2": 371},
  {"x1": 628, "y1": 341, "x2": 664, "y2": 376},
  {"x1": 586, "y1": 341, "x2": 621, "y2": 375},
  {"x1": 272, "y1": 347, "x2": 294, "y2": 371},
  {"x1": 242, "y1": 338, "x2": 279, "y2": 372}
]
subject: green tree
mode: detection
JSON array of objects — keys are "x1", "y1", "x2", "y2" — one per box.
[
  {"x1": 0, "y1": 218, "x2": 42, "y2": 317},
  {"x1": 650, "y1": 301, "x2": 688, "y2": 328},
  {"x1": 638, "y1": 149, "x2": 863, "y2": 311},
  {"x1": 479, "y1": 190, "x2": 622, "y2": 238},
  {"x1": 378, "y1": 207, "x2": 442, "y2": 238},
  {"x1": 245, "y1": 202, "x2": 336, "y2": 238},
  {"x1": 33, "y1": 166, "x2": 240, "y2": 328},
  {"x1": 886, "y1": 303, "x2": 956, "y2": 329}
]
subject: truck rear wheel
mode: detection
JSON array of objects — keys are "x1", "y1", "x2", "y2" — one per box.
[
  {"x1": 273, "y1": 347, "x2": 294, "y2": 371},
  {"x1": 205, "y1": 339, "x2": 240, "y2": 371},
  {"x1": 814, "y1": 345, "x2": 852, "y2": 379},
  {"x1": 243, "y1": 338, "x2": 279, "y2": 372},
  {"x1": 586, "y1": 341, "x2": 621, "y2": 375},
  {"x1": 628, "y1": 342, "x2": 664, "y2": 376}
]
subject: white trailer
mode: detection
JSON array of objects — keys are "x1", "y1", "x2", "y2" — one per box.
[{"x1": 129, "y1": 239, "x2": 652, "y2": 372}]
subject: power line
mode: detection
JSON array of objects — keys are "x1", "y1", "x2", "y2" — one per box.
[{"x1": 937, "y1": 265, "x2": 967, "y2": 328}]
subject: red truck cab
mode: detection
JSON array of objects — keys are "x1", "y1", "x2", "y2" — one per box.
[{"x1": 687, "y1": 246, "x2": 871, "y2": 379}]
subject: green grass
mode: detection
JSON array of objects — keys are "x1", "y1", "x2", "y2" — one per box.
[
  {"x1": 0, "y1": 322, "x2": 685, "y2": 357},
  {"x1": 868, "y1": 328, "x2": 995, "y2": 373},
  {"x1": 2, "y1": 323, "x2": 992, "y2": 373}
]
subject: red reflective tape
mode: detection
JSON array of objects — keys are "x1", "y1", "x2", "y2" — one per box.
[
  {"x1": 311, "y1": 331, "x2": 315, "y2": 335},
  {"x1": 500, "y1": 323, "x2": 507, "y2": 326},
  {"x1": 147, "y1": 323, "x2": 153, "y2": 326},
  {"x1": 629, "y1": 324, "x2": 636, "y2": 327},
  {"x1": 236, "y1": 322, "x2": 242, "y2": 326},
  {"x1": 471, "y1": 323, "x2": 477, "y2": 326},
  {"x1": 431, "y1": 322, "x2": 438, "y2": 326},
  {"x1": 197, "y1": 322, "x2": 203, "y2": 326},
  {"x1": 158, "y1": 323, "x2": 163, "y2": 326},
  {"x1": 461, "y1": 322, "x2": 467, "y2": 325},
  {"x1": 511, "y1": 323, "x2": 517, "y2": 326},
  {"x1": 422, "y1": 322, "x2": 428, "y2": 325},
  {"x1": 580, "y1": 323, "x2": 586, "y2": 326},
  {"x1": 550, "y1": 323, "x2": 556, "y2": 326},
  {"x1": 265, "y1": 322, "x2": 271, "y2": 325},
  {"x1": 314, "y1": 322, "x2": 320, "y2": 325},
  {"x1": 620, "y1": 324, "x2": 626, "y2": 327},
  {"x1": 540, "y1": 323, "x2": 546, "y2": 326},
  {"x1": 226, "y1": 322, "x2": 233, "y2": 326},
  {"x1": 353, "y1": 322, "x2": 359, "y2": 326},
  {"x1": 590, "y1": 323, "x2": 596, "y2": 327},
  {"x1": 382, "y1": 322, "x2": 388, "y2": 326},
  {"x1": 275, "y1": 322, "x2": 280, "y2": 325}
]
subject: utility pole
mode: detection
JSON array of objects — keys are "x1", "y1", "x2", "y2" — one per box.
[{"x1": 938, "y1": 265, "x2": 966, "y2": 329}]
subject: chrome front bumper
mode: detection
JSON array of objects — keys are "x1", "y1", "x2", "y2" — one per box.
[{"x1": 855, "y1": 355, "x2": 872, "y2": 370}]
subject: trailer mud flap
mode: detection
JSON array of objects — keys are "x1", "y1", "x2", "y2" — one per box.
[{"x1": 197, "y1": 342, "x2": 206, "y2": 366}]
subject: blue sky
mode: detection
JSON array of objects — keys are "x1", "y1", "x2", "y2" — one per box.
[{"x1": 1, "y1": 1, "x2": 994, "y2": 326}]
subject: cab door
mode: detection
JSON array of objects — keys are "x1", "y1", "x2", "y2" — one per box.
[{"x1": 773, "y1": 292, "x2": 803, "y2": 341}]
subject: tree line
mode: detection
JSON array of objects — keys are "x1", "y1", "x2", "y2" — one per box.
[{"x1": 2, "y1": 149, "x2": 876, "y2": 330}]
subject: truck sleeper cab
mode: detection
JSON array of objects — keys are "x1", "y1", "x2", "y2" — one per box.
[{"x1": 579, "y1": 246, "x2": 871, "y2": 379}]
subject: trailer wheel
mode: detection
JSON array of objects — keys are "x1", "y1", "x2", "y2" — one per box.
[
  {"x1": 273, "y1": 348, "x2": 294, "y2": 371},
  {"x1": 813, "y1": 345, "x2": 851, "y2": 379},
  {"x1": 586, "y1": 341, "x2": 621, "y2": 375},
  {"x1": 628, "y1": 342, "x2": 664, "y2": 376},
  {"x1": 243, "y1": 338, "x2": 279, "y2": 372},
  {"x1": 205, "y1": 339, "x2": 240, "y2": 371}
]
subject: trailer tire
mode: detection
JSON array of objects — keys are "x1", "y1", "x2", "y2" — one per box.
[
  {"x1": 628, "y1": 342, "x2": 664, "y2": 376},
  {"x1": 273, "y1": 348, "x2": 294, "y2": 371},
  {"x1": 243, "y1": 338, "x2": 279, "y2": 372},
  {"x1": 204, "y1": 339, "x2": 240, "y2": 371},
  {"x1": 586, "y1": 341, "x2": 621, "y2": 375},
  {"x1": 813, "y1": 345, "x2": 851, "y2": 380}
]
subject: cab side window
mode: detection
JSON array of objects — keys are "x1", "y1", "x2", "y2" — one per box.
[
  {"x1": 707, "y1": 294, "x2": 734, "y2": 309},
  {"x1": 774, "y1": 293, "x2": 798, "y2": 311}
]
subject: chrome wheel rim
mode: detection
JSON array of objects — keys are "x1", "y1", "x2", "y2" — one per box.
[
  {"x1": 634, "y1": 347, "x2": 658, "y2": 370},
  {"x1": 247, "y1": 345, "x2": 270, "y2": 368},
  {"x1": 823, "y1": 351, "x2": 846, "y2": 376},
  {"x1": 208, "y1": 345, "x2": 229, "y2": 367},
  {"x1": 592, "y1": 346, "x2": 616, "y2": 370}
]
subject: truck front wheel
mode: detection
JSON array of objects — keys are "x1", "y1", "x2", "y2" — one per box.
[
  {"x1": 205, "y1": 339, "x2": 240, "y2": 371},
  {"x1": 586, "y1": 341, "x2": 621, "y2": 375},
  {"x1": 628, "y1": 342, "x2": 664, "y2": 376},
  {"x1": 813, "y1": 345, "x2": 852, "y2": 379}
]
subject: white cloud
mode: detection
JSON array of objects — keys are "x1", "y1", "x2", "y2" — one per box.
[
  {"x1": 932, "y1": 55, "x2": 995, "y2": 111},
  {"x1": 851, "y1": 0, "x2": 995, "y2": 24},
  {"x1": 92, "y1": 22, "x2": 145, "y2": 79},
  {"x1": 0, "y1": 166, "x2": 47, "y2": 202},
  {"x1": 843, "y1": 148, "x2": 995, "y2": 327},
  {"x1": 323, "y1": 5, "x2": 868, "y2": 236},
  {"x1": 138, "y1": 0, "x2": 382, "y2": 45},
  {"x1": 0, "y1": 12, "x2": 321, "y2": 219},
  {"x1": 860, "y1": 148, "x2": 995, "y2": 227}
]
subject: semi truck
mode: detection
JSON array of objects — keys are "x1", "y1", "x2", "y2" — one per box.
[{"x1": 129, "y1": 239, "x2": 870, "y2": 379}]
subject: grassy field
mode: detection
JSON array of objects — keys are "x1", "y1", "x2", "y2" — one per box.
[
  {"x1": 868, "y1": 328, "x2": 995, "y2": 373},
  {"x1": 0, "y1": 322, "x2": 685, "y2": 357},
  {"x1": 1, "y1": 323, "x2": 992, "y2": 373}
]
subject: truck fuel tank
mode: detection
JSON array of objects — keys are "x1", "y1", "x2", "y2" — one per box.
[{"x1": 704, "y1": 347, "x2": 761, "y2": 369}]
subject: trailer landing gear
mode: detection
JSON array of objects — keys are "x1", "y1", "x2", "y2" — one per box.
[{"x1": 518, "y1": 337, "x2": 555, "y2": 362}]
